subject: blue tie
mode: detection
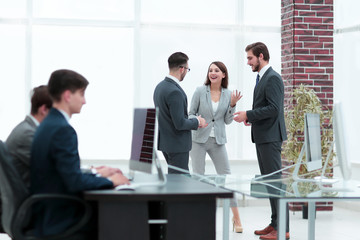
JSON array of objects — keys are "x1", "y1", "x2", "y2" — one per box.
[{"x1": 255, "y1": 74, "x2": 260, "y2": 87}]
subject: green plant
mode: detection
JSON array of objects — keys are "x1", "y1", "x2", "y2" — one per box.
[{"x1": 283, "y1": 84, "x2": 334, "y2": 179}]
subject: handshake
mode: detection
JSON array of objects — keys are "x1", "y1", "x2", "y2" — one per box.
[{"x1": 196, "y1": 115, "x2": 208, "y2": 128}]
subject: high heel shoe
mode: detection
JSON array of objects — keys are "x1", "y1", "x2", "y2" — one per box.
[{"x1": 232, "y1": 217, "x2": 243, "y2": 233}]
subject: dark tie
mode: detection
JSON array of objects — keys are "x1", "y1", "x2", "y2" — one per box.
[{"x1": 255, "y1": 74, "x2": 260, "y2": 88}]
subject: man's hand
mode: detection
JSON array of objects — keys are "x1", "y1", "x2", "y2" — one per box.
[
  {"x1": 233, "y1": 111, "x2": 249, "y2": 125},
  {"x1": 197, "y1": 115, "x2": 208, "y2": 128},
  {"x1": 94, "y1": 166, "x2": 122, "y2": 178},
  {"x1": 108, "y1": 173, "x2": 130, "y2": 187}
]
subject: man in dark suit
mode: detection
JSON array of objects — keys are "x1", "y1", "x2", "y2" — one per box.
[
  {"x1": 153, "y1": 52, "x2": 207, "y2": 174},
  {"x1": 234, "y1": 42, "x2": 289, "y2": 240},
  {"x1": 30, "y1": 69, "x2": 130, "y2": 238}
]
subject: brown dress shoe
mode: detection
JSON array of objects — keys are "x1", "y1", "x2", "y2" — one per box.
[
  {"x1": 254, "y1": 225, "x2": 274, "y2": 235},
  {"x1": 259, "y1": 229, "x2": 290, "y2": 240}
]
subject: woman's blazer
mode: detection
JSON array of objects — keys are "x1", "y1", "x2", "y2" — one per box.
[{"x1": 189, "y1": 85, "x2": 235, "y2": 145}]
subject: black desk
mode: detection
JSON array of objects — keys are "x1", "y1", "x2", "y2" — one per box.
[{"x1": 84, "y1": 174, "x2": 233, "y2": 240}]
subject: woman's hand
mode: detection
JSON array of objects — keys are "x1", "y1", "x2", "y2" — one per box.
[{"x1": 230, "y1": 90, "x2": 242, "y2": 107}]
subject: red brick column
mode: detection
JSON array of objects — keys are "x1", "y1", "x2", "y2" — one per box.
[
  {"x1": 281, "y1": 0, "x2": 333, "y2": 108},
  {"x1": 281, "y1": 0, "x2": 334, "y2": 213}
]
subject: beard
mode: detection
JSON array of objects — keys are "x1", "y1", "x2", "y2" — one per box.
[{"x1": 252, "y1": 58, "x2": 260, "y2": 72}]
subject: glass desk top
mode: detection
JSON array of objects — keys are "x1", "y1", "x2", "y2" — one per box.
[{"x1": 189, "y1": 174, "x2": 360, "y2": 199}]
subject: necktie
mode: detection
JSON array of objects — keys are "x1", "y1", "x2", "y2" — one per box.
[{"x1": 255, "y1": 74, "x2": 260, "y2": 88}]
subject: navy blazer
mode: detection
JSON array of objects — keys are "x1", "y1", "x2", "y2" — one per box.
[
  {"x1": 153, "y1": 77, "x2": 199, "y2": 153},
  {"x1": 246, "y1": 67, "x2": 287, "y2": 144},
  {"x1": 30, "y1": 108, "x2": 113, "y2": 236}
]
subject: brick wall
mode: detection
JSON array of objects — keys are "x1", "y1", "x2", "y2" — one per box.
[
  {"x1": 281, "y1": 0, "x2": 333, "y2": 108},
  {"x1": 281, "y1": 0, "x2": 334, "y2": 212}
]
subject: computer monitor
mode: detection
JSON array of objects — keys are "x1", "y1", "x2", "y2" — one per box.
[
  {"x1": 333, "y1": 102, "x2": 352, "y2": 181},
  {"x1": 318, "y1": 102, "x2": 353, "y2": 191},
  {"x1": 129, "y1": 108, "x2": 155, "y2": 173},
  {"x1": 292, "y1": 113, "x2": 323, "y2": 181},
  {"x1": 128, "y1": 107, "x2": 166, "y2": 183},
  {"x1": 304, "y1": 113, "x2": 323, "y2": 171}
]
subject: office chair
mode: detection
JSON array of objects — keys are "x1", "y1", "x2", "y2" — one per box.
[{"x1": 0, "y1": 141, "x2": 92, "y2": 240}]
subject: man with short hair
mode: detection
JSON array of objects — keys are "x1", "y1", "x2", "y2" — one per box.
[
  {"x1": 2, "y1": 85, "x2": 52, "y2": 233},
  {"x1": 30, "y1": 69, "x2": 129, "y2": 238},
  {"x1": 153, "y1": 52, "x2": 207, "y2": 174},
  {"x1": 6, "y1": 85, "x2": 52, "y2": 187},
  {"x1": 234, "y1": 42, "x2": 289, "y2": 240}
]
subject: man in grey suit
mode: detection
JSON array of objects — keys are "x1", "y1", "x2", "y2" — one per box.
[
  {"x1": 6, "y1": 85, "x2": 52, "y2": 187},
  {"x1": 153, "y1": 52, "x2": 207, "y2": 174},
  {"x1": 2, "y1": 85, "x2": 52, "y2": 233},
  {"x1": 234, "y1": 42, "x2": 289, "y2": 240}
]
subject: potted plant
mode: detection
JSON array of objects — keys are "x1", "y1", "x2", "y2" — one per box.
[{"x1": 282, "y1": 84, "x2": 334, "y2": 215}]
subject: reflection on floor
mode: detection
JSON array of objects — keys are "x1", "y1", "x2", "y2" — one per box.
[
  {"x1": 217, "y1": 201, "x2": 360, "y2": 240},
  {"x1": 0, "y1": 202, "x2": 359, "y2": 240}
]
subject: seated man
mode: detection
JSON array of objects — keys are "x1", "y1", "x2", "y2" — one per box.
[
  {"x1": 2, "y1": 85, "x2": 52, "y2": 233},
  {"x1": 30, "y1": 69, "x2": 129, "y2": 238},
  {"x1": 6, "y1": 85, "x2": 52, "y2": 187}
]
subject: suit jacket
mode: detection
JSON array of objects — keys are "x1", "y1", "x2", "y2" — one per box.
[
  {"x1": 6, "y1": 116, "x2": 36, "y2": 188},
  {"x1": 30, "y1": 108, "x2": 113, "y2": 237},
  {"x1": 189, "y1": 85, "x2": 235, "y2": 144},
  {"x1": 246, "y1": 67, "x2": 287, "y2": 144},
  {"x1": 153, "y1": 77, "x2": 199, "y2": 153}
]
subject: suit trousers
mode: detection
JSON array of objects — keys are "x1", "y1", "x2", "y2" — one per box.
[
  {"x1": 162, "y1": 151, "x2": 189, "y2": 174},
  {"x1": 190, "y1": 138, "x2": 237, "y2": 207},
  {"x1": 256, "y1": 141, "x2": 289, "y2": 232},
  {"x1": 190, "y1": 138, "x2": 231, "y2": 175}
]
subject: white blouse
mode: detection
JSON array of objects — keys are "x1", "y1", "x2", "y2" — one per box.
[{"x1": 209, "y1": 101, "x2": 219, "y2": 137}]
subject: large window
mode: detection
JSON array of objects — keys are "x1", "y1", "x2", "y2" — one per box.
[
  {"x1": 0, "y1": 0, "x2": 281, "y2": 161},
  {"x1": 334, "y1": 0, "x2": 360, "y2": 164}
]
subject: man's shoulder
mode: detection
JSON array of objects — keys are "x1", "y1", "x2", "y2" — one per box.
[
  {"x1": 7, "y1": 118, "x2": 35, "y2": 141},
  {"x1": 264, "y1": 67, "x2": 281, "y2": 79},
  {"x1": 37, "y1": 110, "x2": 70, "y2": 136},
  {"x1": 155, "y1": 78, "x2": 180, "y2": 94}
]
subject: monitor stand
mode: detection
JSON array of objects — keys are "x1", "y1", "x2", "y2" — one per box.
[
  {"x1": 292, "y1": 145, "x2": 321, "y2": 183},
  {"x1": 317, "y1": 142, "x2": 353, "y2": 192},
  {"x1": 129, "y1": 152, "x2": 167, "y2": 188}
]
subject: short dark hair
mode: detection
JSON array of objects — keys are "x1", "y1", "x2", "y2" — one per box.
[
  {"x1": 48, "y1": 69, "x2": 89, "y2": 102},
  {"x1": 30, "y1": 85, "x2": 52, "y2": 114},
  {"x1": 245, "y1": 42, "x2": 270, "y2": 61},
  {"x1": 168, "y1": 52, "x2": 189, "y2": 70},
  {"x1": 204, "y1": 61, "x2": 229, "y2": 88}
]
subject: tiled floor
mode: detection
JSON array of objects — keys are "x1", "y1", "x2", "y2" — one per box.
[{"x1": 1, "y1": 202, "x2": 358, "y2": 240}]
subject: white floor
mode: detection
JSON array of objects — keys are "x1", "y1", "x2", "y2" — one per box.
[
  {"x1": 1, "y1": 202, "x2": 358, "y2": 240},
  {"x1": 216, "y1": 201, "x2": 360, "y2": 240}
]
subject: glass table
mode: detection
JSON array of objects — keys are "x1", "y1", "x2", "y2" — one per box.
[{"x1": 190, "y1": 174, "x2": 360, "y2": 240}]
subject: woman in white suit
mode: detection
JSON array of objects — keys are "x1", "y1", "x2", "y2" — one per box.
[{"x1": 189, "y1": 61, "x2": 243, "y2": 232}]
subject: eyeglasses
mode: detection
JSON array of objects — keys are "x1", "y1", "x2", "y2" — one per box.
[{"x1": 179, "y1": 66, "x2": 191, "y2": 72}]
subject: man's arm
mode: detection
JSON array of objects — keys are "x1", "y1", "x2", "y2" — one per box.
[
  {"x1": 53, "y1": 126, "x2": 121, "y2": 191},
  {"x1": 167, "y1": 90, "x2": 201, "y2": 130},
  {"x1": 247, "y1": 75, "x2": 283, "y2": 123}
]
